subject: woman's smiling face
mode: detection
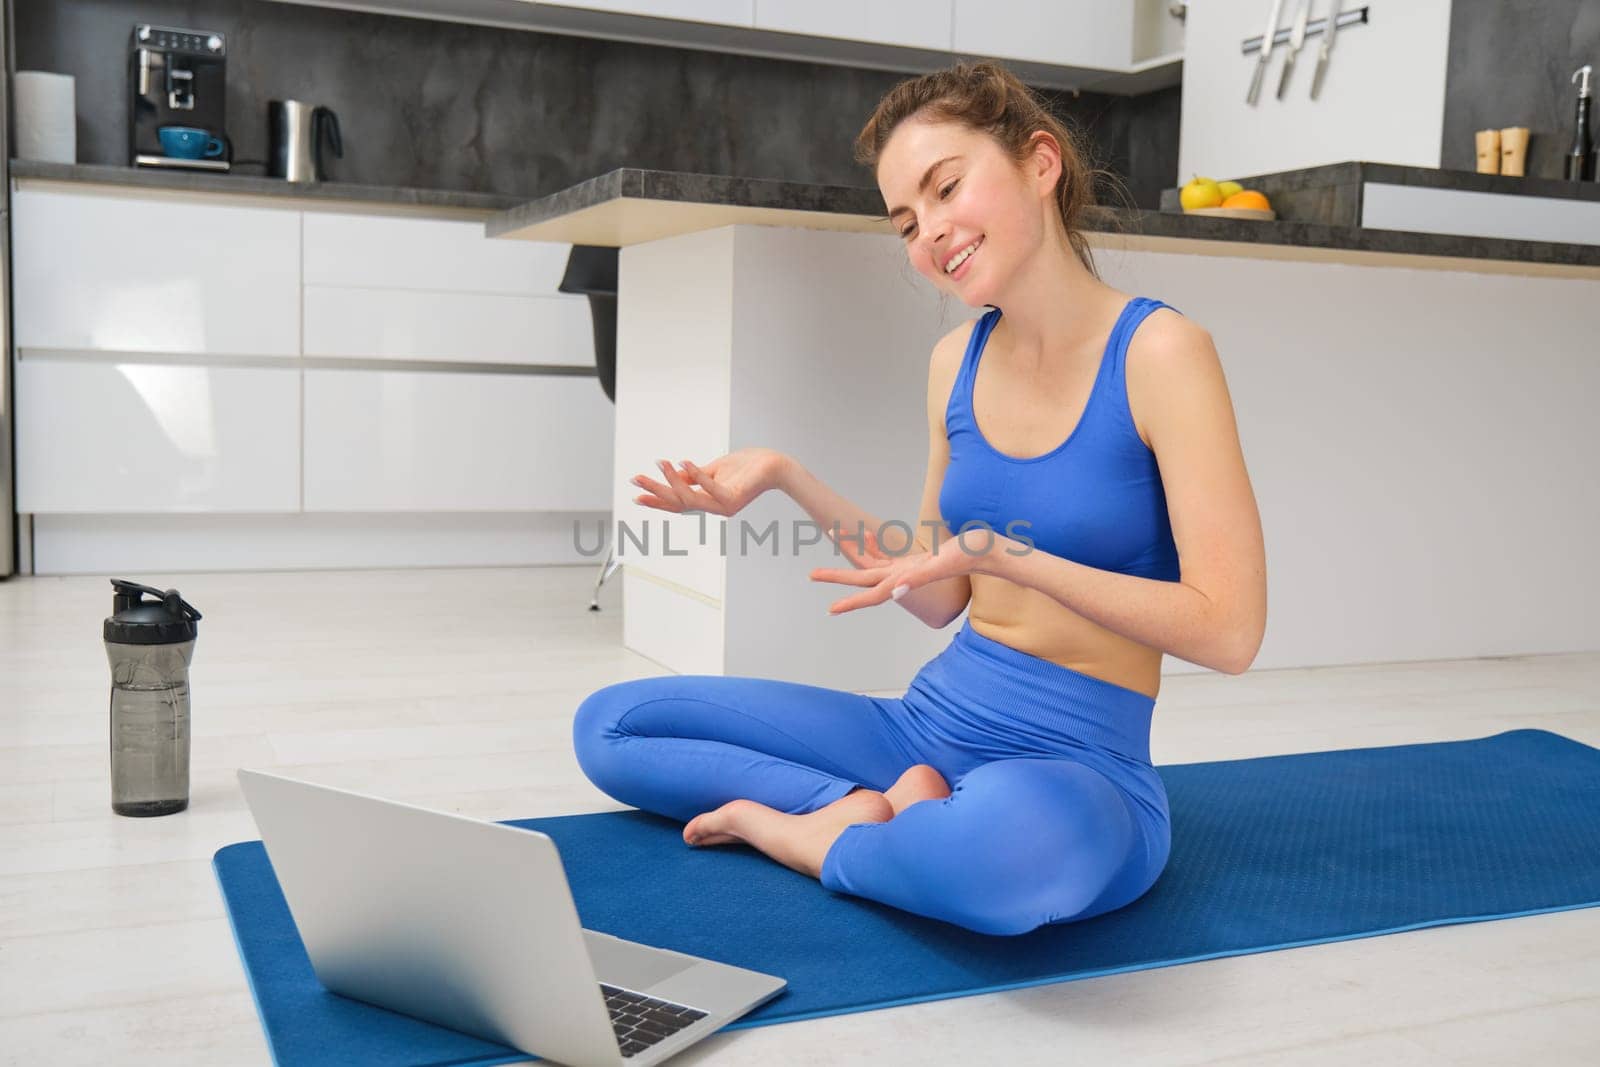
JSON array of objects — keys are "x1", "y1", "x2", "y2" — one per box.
[{"x1": 877, "y1": 115, "x2": 1058, "y2": 305}]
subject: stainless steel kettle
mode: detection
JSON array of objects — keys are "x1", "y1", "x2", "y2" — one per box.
[{"x1": 267, "y1": 99, "x2": 342, "y2": 182}]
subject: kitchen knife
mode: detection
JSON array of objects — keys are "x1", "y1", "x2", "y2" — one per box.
[
  {"x1": 1246, "y1": 0, "x2": 1287, "y2": 105},
  {"x1": 1311, "y1": 0, "x2": 1341, "y2": 99},
  {"x1": 1276, "y1": 0, "x2": 1312, "y2": 99}
]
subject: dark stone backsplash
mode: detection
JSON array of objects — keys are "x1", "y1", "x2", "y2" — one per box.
[
  {"x1": 1442, "y1": 0, "x2": 1600, "y2": 179},
  {"x1": 13, "y1": 0, "x2": 1181, "y2": 207}
]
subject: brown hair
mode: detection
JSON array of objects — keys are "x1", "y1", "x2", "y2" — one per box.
[{"x1": 854, "y1": 61, "x2": 1129, "y2": 280}]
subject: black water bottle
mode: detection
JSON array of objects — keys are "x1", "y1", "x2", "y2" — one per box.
[{"x1": 105, "y1": 579, "x2": 203, "y2": 817}]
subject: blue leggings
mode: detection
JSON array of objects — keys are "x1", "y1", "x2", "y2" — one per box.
[{"x1": 572, "y1": 619, "x2": 1171, "y2": 936}]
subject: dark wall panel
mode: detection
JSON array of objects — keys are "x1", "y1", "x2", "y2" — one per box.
[
  {"x1": 13, "y1": 0, "x2": 1179, "y2": 205},
  {"x1": 1442, "y1": 0, "x2": 1600, "y2": 179}
]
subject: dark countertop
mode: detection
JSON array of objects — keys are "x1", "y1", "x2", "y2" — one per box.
[
  {"x1": 1157, "y1": 160, "x2": 1600, "y2": 224},
  {"x1": 487, "y1": 168, "x2": 886, "y2": 237},
  {"x1": 16, "y1": 158, "x2": 1597, "y2": 274},
  {"x1": 8, "y1": 159, "x2": 524, "y2": 217},
  {"x1": 486, "y1": 165, "x2": 1600, "y2": 275}
]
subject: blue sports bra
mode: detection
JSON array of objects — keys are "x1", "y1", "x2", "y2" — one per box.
[{"x1": 938, "y1": 296, "x2": 1182, "y2": 582}]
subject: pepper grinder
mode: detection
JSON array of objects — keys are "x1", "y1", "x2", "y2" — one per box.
[
  {"x1": 1499, "y1": 126, "x2": 1530, "y2": 177},
  {"x1": 1475, "y1": 129, "x2": 1500, "y2": 174}
]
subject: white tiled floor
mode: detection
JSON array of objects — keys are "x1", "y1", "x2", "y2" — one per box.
[{"x1": 1, "y1": 566, "x2": 1596, "y2": 1065}]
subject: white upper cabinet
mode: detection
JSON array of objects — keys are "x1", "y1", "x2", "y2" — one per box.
[
  {"x1": 1133, "y1": 0, "x2": 1185, "y2": 63},
  {"x1": 531, "y1": 0, "x2": 754, "y2": 26},
  {"x1": 953, "y1": 1, "x2": 1137, "y2": 70},
  {"x1": 754, "y1": 1, "x2": 953, "y2": 53},
  {"x1": 262, "y1": 0, "x2": 1179, "y2": 90},
  {"x1": 10, "y1": 186, "x2": 300, "y2": 358}
]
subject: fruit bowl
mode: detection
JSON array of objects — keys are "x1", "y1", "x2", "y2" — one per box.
[{"x1": 1185, "y1": 206, "x2": 1277, "y2": 221}]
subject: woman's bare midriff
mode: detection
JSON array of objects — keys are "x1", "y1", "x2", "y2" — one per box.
[{"x1": 966, "y1": 575, "x2": 1164, "y2": 700}]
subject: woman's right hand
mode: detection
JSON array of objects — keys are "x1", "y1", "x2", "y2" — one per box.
[{"x1": 629, "y1": 447, "x2": 792, "y2": 517}]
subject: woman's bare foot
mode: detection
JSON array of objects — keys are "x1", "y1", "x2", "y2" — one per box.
[
  {"x1": 682, "y1": 788, "x2": 894, "y2": 879},
  {"x1": 883, "y1": 764, "x2": 952, "y2": 815},
  {"x1": 681, "y1": 765, "x2": 948, "y2": 851}
]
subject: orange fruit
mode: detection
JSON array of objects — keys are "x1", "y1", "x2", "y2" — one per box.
[{"x1": 1221, "y1": 189, "x2": 1272, "y2": 212}]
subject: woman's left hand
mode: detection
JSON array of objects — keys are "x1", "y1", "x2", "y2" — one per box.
[{"x1": 811, "y1": 526, "x2": 999, "y2": 615}]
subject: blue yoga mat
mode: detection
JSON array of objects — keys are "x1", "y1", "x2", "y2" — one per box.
[{"x1": 214, "y1": 728, "x2": 1600, "y2": 1066}]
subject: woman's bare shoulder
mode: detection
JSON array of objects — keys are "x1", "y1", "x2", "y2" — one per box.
[
  {"x1": 930, "y1": 314, "x2": 983, "y2": 375},
  {"x1": 924, "y1": 315, "x2": 983, "y2": 429},
  {"x1": 1125, "y1": 307, "x2": 1225, "y2": 449}
]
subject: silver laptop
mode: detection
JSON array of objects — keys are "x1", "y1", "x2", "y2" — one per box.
[{"x1": 237, "y1": 769, "x2": 787, "y2": 1067}]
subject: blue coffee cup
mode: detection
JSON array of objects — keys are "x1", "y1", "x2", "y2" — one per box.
[{"x1": 159, "y1": 126, "x2": 226, "y2": 160}]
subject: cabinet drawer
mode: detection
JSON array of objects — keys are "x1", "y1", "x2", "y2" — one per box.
[
  {"x1": 11, "y1": 187, "x2": 301, "y2": 357},
  {"x1": 303, "y1": 369, "x2": 614, "y2": 512},
  {"x1": 302, "y1": 211, "x2": 572, "y2": 294},
  {"x1": 16, "y1": 359, "x2": 300, "y2": 513},
  {"x1": 302, "y1": 286, "x2": 595, "y2": 365}
]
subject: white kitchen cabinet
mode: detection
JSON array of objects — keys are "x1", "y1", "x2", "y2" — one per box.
[
  {"x1": 15, "y1": 359, "x2": 300, "y2": 513},
  {"x1": 9, "y1": 179, "x2": 612, "y2": 550},
  {"x1": 754, "y1": 0, "x2": 953, "y2": 53},
  {"x1": 10, "y1": 186, "x2": 300, "y2": 358},
  {"x1": 263, "y1": 0, "x2": 1174, "y2": 91},
  {"x1": 1133, "y1": 0, "x2": 1184, "y2": 63},
  {"x1": 302, "y1": 369, "x2": 614, "y2": 512},
  {"x1": 302, "y1": 212, "x2": 572, "y2": 294},
  {"x1": 302, "y1": 286, "x2": 595, "y2": 366},
  {"x1": 530, "y1": 0, "x2": 754, "y2": 26},
  {"x1": 302, "y1": 211, "x2": 595, "y2": 366},
  {"x1": 953, "y1": 1, "x2": 1136, "y2": 70}
]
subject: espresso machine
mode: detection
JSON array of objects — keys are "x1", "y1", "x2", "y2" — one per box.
[{"x1": 129, "y1": 23, "x2": 231, "y2": 171}]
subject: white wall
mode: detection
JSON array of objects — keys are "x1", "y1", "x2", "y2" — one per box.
[
  {"x1": 1090, "y1": 237, "x2": 1599, "y2": 670},
  {"x1": 1179, "y1": 0, "x2": 1454, "y2": 182}
]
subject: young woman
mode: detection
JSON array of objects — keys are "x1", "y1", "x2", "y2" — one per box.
[{"x1": 572, "y1": 62, "x2": 1267, "y2": 936}]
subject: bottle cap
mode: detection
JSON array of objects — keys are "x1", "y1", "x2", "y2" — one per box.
[
  {"x1": 1576, "y1": 65, "x2": 1594, "y2": 99},
  {"x1": 104, "y1": 578, "x2": 203, "y2": 645}
]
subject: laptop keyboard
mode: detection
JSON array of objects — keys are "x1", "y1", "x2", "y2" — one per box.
[{"x1": 600, "y1": 983, "x2": 709, "y2": 1058}]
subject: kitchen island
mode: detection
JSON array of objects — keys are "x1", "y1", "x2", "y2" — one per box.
[
  {"x1": 487, "y1": 165, "x2": 1600, "y2": 691},
  {"x1": 491, "y1": 165, "x2": 1600, "y2": 275}
]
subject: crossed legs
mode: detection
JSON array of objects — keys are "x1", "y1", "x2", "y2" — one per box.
[
  {"x1": 681, "y1": 764, "x2": 954, "y2": 878},
  {"x1": 573, "y1": 675, "x2": 1152, "y2": 935}
]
